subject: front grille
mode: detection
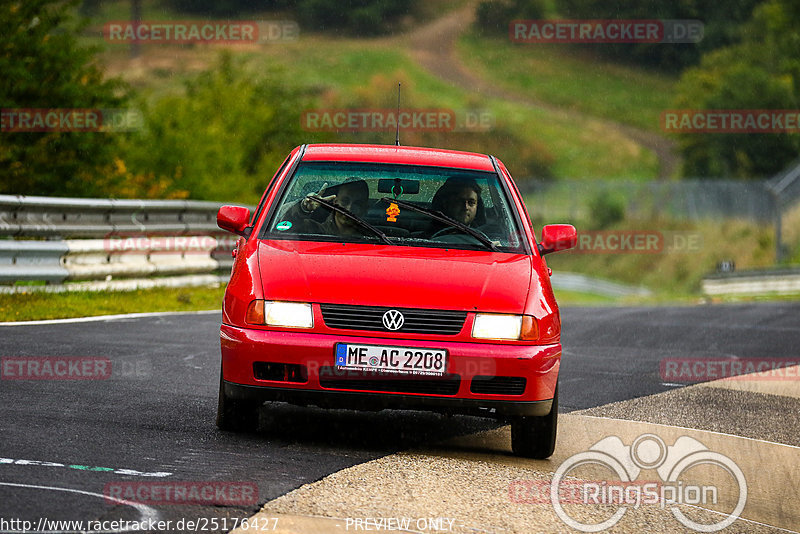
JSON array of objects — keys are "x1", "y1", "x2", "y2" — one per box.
[
  {"x1": 470, "y1": 375, "x2": 527, "y2": 396},
  {"x1": 320, "y1": 304, "x2": 467, "y2": 335},
  {"x1": 318, "y1": 367, "x2": 461, "y2": 395}
]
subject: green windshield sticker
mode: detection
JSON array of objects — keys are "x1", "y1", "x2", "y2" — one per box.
[{"x1": 276, "y1": 221, "x2": 292, "y2": 231}]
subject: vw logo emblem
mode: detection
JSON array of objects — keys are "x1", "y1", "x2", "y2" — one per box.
[{"x1": 382, "y1": 309, "x2": 405, "y2": 331}]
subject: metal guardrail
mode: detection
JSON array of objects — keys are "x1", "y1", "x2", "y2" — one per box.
[
  {"x1": 0, "y1": 194, "x2": 247, "y2": 292},
  {"x1": 766, "y1": 156, "x2": 800, "y2": 208},
  {"x1": 550, "y1": 272, "x2": 652, "y2": 298},
  {"x1": 64, "y1": 237, "x2": 219, "y2": 281},
  {"x1": 0, "y1": 240, "x2": 69, "y2": 284},
  {"x1": 6, "y1": 196, "x2": 794, "y2": 297},
  {"x1": 0, "y1": 194, "x2": 225, "y2": 238},
  {"x1": 702, "y1": 268, "x2": 800, "y2": 296}
]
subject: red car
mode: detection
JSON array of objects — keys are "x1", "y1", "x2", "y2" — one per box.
[{"x1": 216, "y1": 143, "x2": 576, "y2": 458}]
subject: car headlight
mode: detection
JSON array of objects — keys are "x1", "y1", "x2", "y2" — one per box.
[
  {"x1": 246, "y1": 300, "x2": 313, "y2": 328},
  {"x1": 471, "y1": 314, "x2": 539, "y2": 340}
]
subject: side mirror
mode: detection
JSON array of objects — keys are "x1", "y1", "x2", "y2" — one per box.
[
  {"x1": 539, "y1": 224, "x2": 576, "y2": 255},
  {"x1": 217, "y1": 205, "x2": 251, "y2": 237}
]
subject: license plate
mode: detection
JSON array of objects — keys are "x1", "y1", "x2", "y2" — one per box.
[{"x1": 335, "y1": 343, "x2": 448, "y2": 376}]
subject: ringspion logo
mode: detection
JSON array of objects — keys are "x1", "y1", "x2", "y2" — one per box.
[
  {"x1": 510, "y1": 479, "x2": 662, "y2": 504},
  {"x1": 548, "y1": 434, "x2": 746, "y2": 532}
]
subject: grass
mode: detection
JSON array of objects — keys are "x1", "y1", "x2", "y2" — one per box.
[
  {"x1": 554, "y1": 290, "x2": 712, "y2": 307},
  {"x1": 2, "y1": 278, "x2": 795, "y2": 323},
  {"x1": 557, "y1": 291, "x2": 800, "y2": 307},
  {"x1": 709, "y1": 292, "x2": 800, "y2": 304},
  {"x1": 65, "y1": 3, "x2": 798, "y2": 306},
  {"x1": 89, "y1": 13, "x2": 660, "y2": 180},
  {"x1": 551, "y1": 289, "x2": 619, "y2": 306},
  {"x1": 0, "y1": 285, "x2": 225, "y2": 322},
  {"x1": 84, "y1": 0, "x2": 467, "y2": 25},
  {"x1": 457, "y1": 31, "x2": 677, "y2": 134},
  {"x1": 245, "y1": 38, "x2": 659, "y2": 179},
  {"x1": 544, "y1": 216, "x2": 778, "y2": 297}
]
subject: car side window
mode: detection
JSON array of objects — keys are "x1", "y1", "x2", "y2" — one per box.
[{"x1": 249, "y1": 154, "x2": 292, "y2": 230}]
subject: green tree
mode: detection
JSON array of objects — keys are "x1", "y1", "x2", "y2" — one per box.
[
  {"x1": 296, "y1": 0, "x2": 416, "y2": 36},
  {"x1": 674, "y1": 0, "x2": 800, "y2": 177},
  {"x1": 163, "y1": 0, "x2": 291, "y2": 17},
  {"x1": 164, "y1": 0, "x2": 418, "y2": 35},
  {"x1": 555, "y1": 0, "x2": 763, "y2": 71},
  {"x1": 119, "y1": 53, "x2": 327, "y2": 202},
  {"x1": 0, "y1": 0, "x2": 128, "y2": 196},
  {"x1": 474, "y1": 0, "x2": 547, "y2": 36}
]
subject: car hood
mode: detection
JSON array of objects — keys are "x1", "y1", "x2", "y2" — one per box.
[{"x1": 257, "y1": 240, "x2": 532, "y2": 313}]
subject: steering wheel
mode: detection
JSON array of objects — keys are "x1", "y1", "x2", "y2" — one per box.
[{"x1": 431, "y1": 226, "x2": 492, "y2": 243}]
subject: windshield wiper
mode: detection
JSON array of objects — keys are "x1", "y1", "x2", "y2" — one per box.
[
  {"x1": 309, "y1": 195, "x2": 394, "y2": 245},
  {"x1": 379, "y1": 197, "x2": 499, "y2": 252}
]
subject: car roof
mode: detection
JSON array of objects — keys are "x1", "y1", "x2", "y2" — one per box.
[{"x1": 301, "y1": 144, "x2": 496, "y2": 172}]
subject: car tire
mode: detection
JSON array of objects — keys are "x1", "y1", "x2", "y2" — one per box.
[
  {"x1": 511, "y1": 384, "x2": 558, "y2": 459},
  {"x1": 216, "y1": 377, "x2": 261, "y2": 432}
]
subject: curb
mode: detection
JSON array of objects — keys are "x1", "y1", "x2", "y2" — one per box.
[{"x1": 233, "y1": 368, "x2": 800, "y2": 533}]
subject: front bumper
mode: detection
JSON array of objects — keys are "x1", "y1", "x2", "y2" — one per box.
[{"x1": 220, "y1": 324, "x2": 560, "y2": 417}]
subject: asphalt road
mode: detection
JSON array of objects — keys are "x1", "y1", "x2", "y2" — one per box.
[{"x1": 1, "y1": 302, "x2": 798, "y2": 532}]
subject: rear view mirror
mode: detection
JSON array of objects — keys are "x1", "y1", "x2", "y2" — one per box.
[
  {"x1": 217, "y1": 205, "x2": 251, "y2": 237},
  {"x1": 539, "y1": 224, "x2": 577, "y2": 255},
  {"x1": 377, "y1": 179, "x2": 420, "y2": 196}
]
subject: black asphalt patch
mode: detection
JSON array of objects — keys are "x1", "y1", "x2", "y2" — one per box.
[{"x1": 577, "y1": 386, "x2": 800, "y2": 447}]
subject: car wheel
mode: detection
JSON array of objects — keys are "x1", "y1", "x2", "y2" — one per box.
[
  {"x1": 511, "y1": 384, "x2": 558, "y2": 459},
  {"x1": 216, "y1": 376, "x2": 261, "y2": 432}
]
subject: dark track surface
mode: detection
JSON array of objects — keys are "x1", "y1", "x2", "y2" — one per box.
[{"x1": 1, "y1": 302, "x2": 798, "y2": 531}]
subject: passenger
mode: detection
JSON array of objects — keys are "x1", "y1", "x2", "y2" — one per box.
[
  {"x1": 283, "y1": 179, "x2": 370, "y2": 236},
  {"x1": 429, "y1": 177, "x2": 486, "y2": 233}
]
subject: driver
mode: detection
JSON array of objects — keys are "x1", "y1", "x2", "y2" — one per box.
[
  {"x1": 283, "y1": 179, "x2": 370, "y2": 236},
  {"x1": 428, "y1": 177, "x2": 486, "y2": 234}
]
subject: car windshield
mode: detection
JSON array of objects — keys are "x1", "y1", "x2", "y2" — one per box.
[{"x1": 262, "y1": 161, "x2": 526, "y2": 253}]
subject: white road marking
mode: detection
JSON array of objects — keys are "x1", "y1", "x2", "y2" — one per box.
[
  {"x1": 0, "y1": 482, "x2": 160, "y2": 533},
  {"x1": 0, "y1": 310, "x2": 218, "y2": 327},
  {"x1": 668, "y1": 501, "x2": 800, "y2": 534},
  {"x1": 0, "y1": 457, "x2": 172, "y2": 477},
  {"x1": 580, "y1": 414, "x2": 800, "y2": 450}
]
